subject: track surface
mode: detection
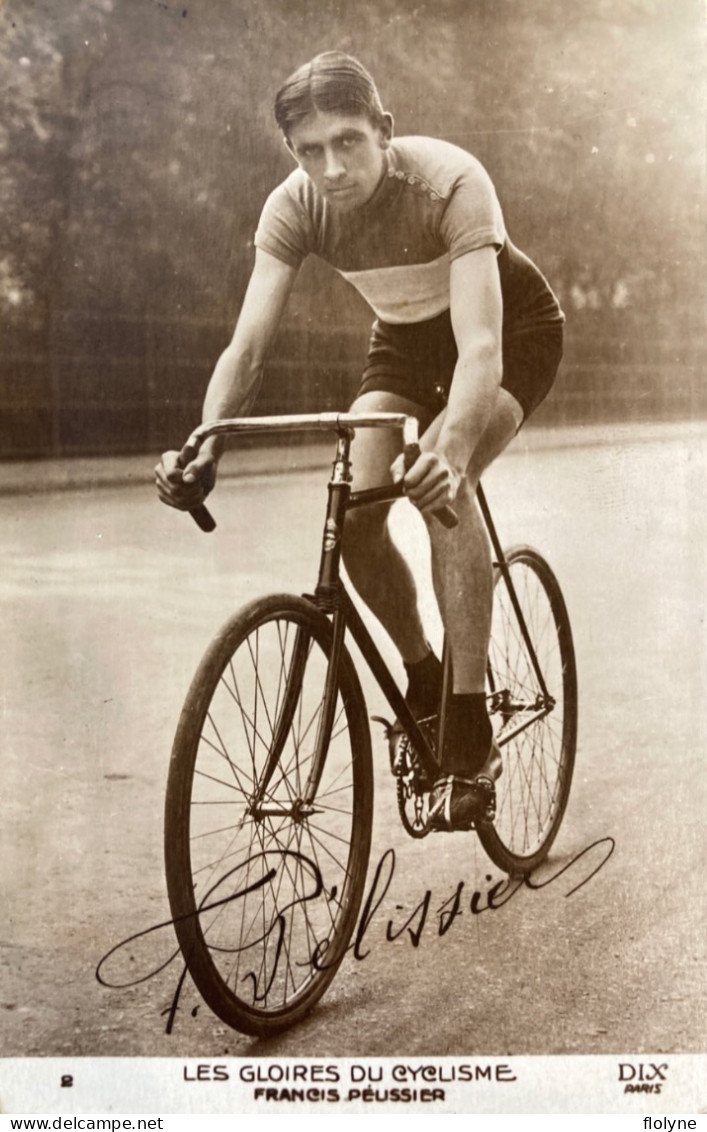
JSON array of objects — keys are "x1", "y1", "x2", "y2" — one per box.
[{"x1": 1, "y1": 422, "x2": 705, "y2": 1058}]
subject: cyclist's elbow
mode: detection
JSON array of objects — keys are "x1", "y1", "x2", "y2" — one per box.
[{"x1": 458, "y1": 332, "x2": 502, "y2": 378}]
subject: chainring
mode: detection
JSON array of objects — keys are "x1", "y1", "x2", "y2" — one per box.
[{"x1": 391, "y1": 724, "x2": 438, "y2": 839}]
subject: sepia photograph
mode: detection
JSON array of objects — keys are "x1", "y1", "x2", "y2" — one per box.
[{"x1": 0, "y1": 0, "x2": 704, "y2": 1116}]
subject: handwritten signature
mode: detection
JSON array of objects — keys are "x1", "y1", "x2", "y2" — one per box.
[{"x1": 96, "y1": 837, "x2": 615, "y2": 1033}]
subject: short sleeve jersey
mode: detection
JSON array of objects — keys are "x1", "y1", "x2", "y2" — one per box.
[{"x1": 254, "y1": 136, "x2": 563, "y2": 331}]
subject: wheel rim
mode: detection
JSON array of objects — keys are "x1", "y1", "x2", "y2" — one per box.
[
  {"x1": 182, "y1": 609, "x2": 365, "y2": 1019},
  {"x1": 486, "y1": 555, "x2": 574, "y2": 863}
]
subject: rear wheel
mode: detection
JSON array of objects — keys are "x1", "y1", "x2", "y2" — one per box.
[
  {"x1": 477, "y1": 547, "x2": 577, "y2": 875},
  {"x1": 164, "y1": 594, "x2": 373, "y2": 1036}
]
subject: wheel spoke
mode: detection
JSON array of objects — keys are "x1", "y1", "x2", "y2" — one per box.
[{"x1": 165, "y1": 598, "x2": 372, "y2": 1034}]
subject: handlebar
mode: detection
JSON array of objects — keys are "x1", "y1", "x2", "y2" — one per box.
[{"x1": 178, "y1": 412, "x2": 458, "y2": 532}]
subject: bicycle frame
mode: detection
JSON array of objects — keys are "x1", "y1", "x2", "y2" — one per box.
[{"x1": 181, "y1": 412, "x2": 555, "y2": 806}]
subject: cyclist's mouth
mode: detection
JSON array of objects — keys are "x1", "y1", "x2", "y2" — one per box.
[{"x1": 327, "y1": 185, "x2": 357, "y2": 199}]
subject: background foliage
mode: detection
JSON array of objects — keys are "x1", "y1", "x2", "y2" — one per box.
[{"x1": 1, "y1": 0, "x2": 704, "y2": 456}]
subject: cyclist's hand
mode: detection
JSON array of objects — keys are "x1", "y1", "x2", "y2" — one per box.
[
  {"x1": 154, "y1": 449, "x2": 217, "y2": 512},
  {"x1": 391, "y1": 450, "x2": 462, "y2": 515}
]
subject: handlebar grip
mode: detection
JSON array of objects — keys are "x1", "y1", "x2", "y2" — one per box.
[
  {"x1": 173, "y1": 441, "x2": 217, "y2": 532},
  {"x1": 403, "y1": 443, "x2": 459, "y2": 530},
  {"x1": 190, "y1": 504, "x2": 217, "y2": 533}
]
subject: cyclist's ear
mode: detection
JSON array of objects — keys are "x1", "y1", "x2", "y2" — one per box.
[{"x1": 378, "y1": 112, "x2": 394, "y2": 148}]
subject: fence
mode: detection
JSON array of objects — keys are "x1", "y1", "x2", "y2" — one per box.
[{"x1": 1, "y1": 310, "x2": 704, "y2": 459}]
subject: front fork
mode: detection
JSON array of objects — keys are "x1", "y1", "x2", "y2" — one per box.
[
  {"x1": 304, "y1": 429, "x2": 355, "y2": 804},
  {"x1": 250, "y1": 430, "x2": 355, "y2": 818}
]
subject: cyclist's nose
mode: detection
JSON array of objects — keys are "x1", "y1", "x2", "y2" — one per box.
[{"x1": 323, "y1": 147, "x2": 346, "y2": 182}]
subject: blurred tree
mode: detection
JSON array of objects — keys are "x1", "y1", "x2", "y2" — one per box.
[
  {"x1": 0, "y1": 0, "x2": 113, "y2": 316},
  {"x1": 0, "y1": 0, "x2": 703, "y2": 455}
]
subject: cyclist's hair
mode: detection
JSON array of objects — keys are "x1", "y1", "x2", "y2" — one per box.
[{"x1": 274, "y1": 52, "x2": 386, "y2": 137}]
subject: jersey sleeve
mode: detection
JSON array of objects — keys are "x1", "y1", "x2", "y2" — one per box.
[
  {"x1": 439, "y1": 160, "x2": 506, "y2": 261},
  {"x1": 254, "y1": 176, "x2": 314, "y2": 268}
]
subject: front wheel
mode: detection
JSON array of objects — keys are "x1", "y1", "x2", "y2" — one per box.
[
  {"x1": 164, "y1": 593, "x2": 373, "y2": 1036},
  {"x1": 477, "y1": 547, "x2": 578, "y2": 875}
]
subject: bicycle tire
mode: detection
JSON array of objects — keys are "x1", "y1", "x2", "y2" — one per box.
[
  {"x1": 477, "y1": 546, "x2": 578, "y2": 875},
  {"x1": 164, "y1": 593, "x2": 373, "y2": 1036}
]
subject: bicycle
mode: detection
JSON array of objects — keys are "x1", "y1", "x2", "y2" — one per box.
[{"x1": 163, "y1": 411, "x2": 577, "y2": 1037}]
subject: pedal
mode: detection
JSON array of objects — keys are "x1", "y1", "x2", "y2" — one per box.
[
  {"x1": 427, "y1": 774, "x2": 496, "y2": 832},
  {"x1": 371, "y1": 715, "x2": 412, "y2": 777}
]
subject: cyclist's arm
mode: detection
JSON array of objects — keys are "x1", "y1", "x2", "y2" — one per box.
[
  {"x1": 400, "y1": 245, "x2": 502, "y2": 512},
  {"x1": 156, "y1": 249, "x2": 298, "y2": 510},
  {"x1": 200, "y1": 249, "x2": 299, "y2": 461},
  {"x1": 434, "y1": 245, "x2": 503, "y2": 475}
]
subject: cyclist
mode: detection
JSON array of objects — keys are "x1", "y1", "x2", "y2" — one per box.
[{"x1": 155, "y1": 52, "x2": 564, "y2": 831}]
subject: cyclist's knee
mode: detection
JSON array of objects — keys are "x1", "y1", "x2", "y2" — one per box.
[{"x1": 464, "y1": 391, "x2": 522, "y2": 482}]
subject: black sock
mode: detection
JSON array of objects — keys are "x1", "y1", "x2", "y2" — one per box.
[
  {"x1": 442, "y1": 693, "x2": 492, "y2": 777},
  {"x1": 404, "y1": 650, "x2": 443, "y2": 721}
]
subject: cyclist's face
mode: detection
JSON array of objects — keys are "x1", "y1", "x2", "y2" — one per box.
[{"x1": 286, "y1": 110, "x2": 393, "y2": 212}]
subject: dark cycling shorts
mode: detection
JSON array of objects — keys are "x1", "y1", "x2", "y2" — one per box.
[{"x1": 357, "y1": 309, "x2": 564, "y2": 423}]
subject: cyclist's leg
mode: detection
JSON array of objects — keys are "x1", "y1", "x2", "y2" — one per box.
[
  {"x1": 342, "y1": 389, "x2": 435, "y2": 666},
  {"x1": 421, "y1": 387, "x2": 523, "y2": 783},
  {"x1": 423, "y1": 325, "x2": 563, "y2": 716},
  {"x1": 422, "y1": 386, "x2": 523, "y2": 694}
]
